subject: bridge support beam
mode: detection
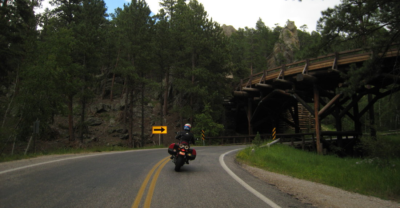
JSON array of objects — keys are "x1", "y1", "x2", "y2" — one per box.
[
  {"x1": 314, "y1": 85, "x2": 322, "y2": 155},
  {"x1": 334, "y1": 104, "x2": 343, "y2": 148},
  {"x1": 352, "y1": 95, "x2": 362, "y2": 134},
  {"x1": 294, "y1": 103, "x2": 300, "y2": 134},
  {"x1": 367, "y1": 85, "x2": 376, "y2": 137},
  {"x1": 247, "y1": 97, "x2": 253, "y2": 137}
]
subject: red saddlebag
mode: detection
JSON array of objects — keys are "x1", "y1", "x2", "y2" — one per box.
[
  {"x1": 187, "y1": 148, "x2": 196, "y2": 160},
  {"x1": 168, "y1": 143, "x2": 178, "y2": 155}
]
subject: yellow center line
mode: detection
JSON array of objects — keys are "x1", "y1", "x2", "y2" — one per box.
[
  {"x1": 132, "y1": 156, "x2": 170, "y2": 208},
  {"x1": 144, "y1": 157, "x2": 171, "y2": 207}
]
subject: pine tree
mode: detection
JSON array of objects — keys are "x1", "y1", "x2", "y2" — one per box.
[
  {"x1": 170, "y1": 0, "x2": 231, "y2": 126},
  {"x1": 253, "y1": 18, "x2": 274, "y2": 73},
  {"x1": 74, "y1": 0, "x2": 108, "y2": 141},
  {"x1": 229, "y1": 28, "x2": 249, "y2": 84},
  {"x1": 23, "y1": 0, "x2": 109, "y2": 142},
  {"x1": 0, "y1": 0, "x2": 37, "y2": 84},
  {"x1": 153, "y1": 8, "x2": 175, "y2": 145},
  {"x1": 317, "y1": 0, "x2": 400, "y2": 93},
  {"x1": 113, "y1": 0, "x2": 154, "y2": 147},
  {"x1": 1, "y1": 0, "x2": 38, "y2": 135}
]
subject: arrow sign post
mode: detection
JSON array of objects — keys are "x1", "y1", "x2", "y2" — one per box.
[{"x1": 152, "y1": 126, "x2": 167, "y2": 134}]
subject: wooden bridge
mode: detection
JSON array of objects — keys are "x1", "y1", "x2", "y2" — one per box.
[{"x1": 229, "y1": 45, "x2": 400, "y2": 154}]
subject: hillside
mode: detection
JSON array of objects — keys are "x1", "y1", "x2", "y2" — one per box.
[{"x1": 43, "y1": 94, "x2": 189, "y2": 152}]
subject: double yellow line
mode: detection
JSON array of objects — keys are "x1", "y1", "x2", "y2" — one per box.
[{"x1": 132, "y1": 156, "x2": 171, "y2": 208}]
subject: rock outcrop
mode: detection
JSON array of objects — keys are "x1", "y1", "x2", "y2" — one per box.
[
  {"x1": 221, "y1": 24, "x2": 236, "y2": 37},
  {"x1": 267, "y1": 20, "x2": 300, "y2": 68}
]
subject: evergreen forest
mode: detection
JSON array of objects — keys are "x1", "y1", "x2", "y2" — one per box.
[{"x1": 1, "y1": 0, "x2": 399, "y2": 156}]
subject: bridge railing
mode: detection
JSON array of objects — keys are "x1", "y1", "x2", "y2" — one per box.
[{"x1": 237, "y1": 45, "x2": 399, "y2": 90}]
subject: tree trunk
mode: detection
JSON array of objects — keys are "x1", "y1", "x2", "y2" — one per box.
[
  {"x1": 160, "y1": 69, "x2": 166, "y2": 145},
  {"x1": 141, "y1": 79, "x2": 145, "y2": 147},
  {"x1": 24, "y1": 135, "x2": 33, "y2": 155},
  {"x1": 110, "y1": 73, "x2": 116, "y2": 101},
  {"x1": 179, "y1": 94, "x2": 183, "y2": 129},
  {"x1": 80, "y1": 95, "x2": 85, "y2": 142},
  {"x1": 129, "y1": 56, "x2": 135, "y2": 148},
  {"x1": 110, "y1": 49, "x2": 120, "y2": 101},
  {"x1": 191, "y1": 53, "x2": 195, "y2": 124},
  {"x1": 2, "y1": 65, "x2": 19, "y2": 128},
  {"x1": 11, "y1": 135, "x2": 16, "y2": 155},
  {"x1": 123, "y1": 79, "x2": 128, "y2": 130},
  {"x1": 68, "y1": 95, "x2": 75, "y2": 141},
  {"x1": 163, "y1": 69, "x2": 169, "y2": 116},
  {"x1": 80, "y1": 75, "x2": 86, "y2": 142},
  {"x1": 129, "y1": 87, "x2": 134, "y2": 148}
]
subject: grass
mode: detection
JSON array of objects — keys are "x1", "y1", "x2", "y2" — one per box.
[
  {"x1": 0, "y1": 145, "x2": 166, "y2": 163},
  {"x1": 321, "y1": 124, "x2": 336, "y2": 131},
  {"x1": 237, "y1": 143, "x2": 400, "y2": 202}
]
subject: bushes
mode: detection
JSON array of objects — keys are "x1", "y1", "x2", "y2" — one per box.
[
  {"x1": 359, "y1": 135, "x2": 400, "y2": 165},
  {"x1": 252, "y1": 132, "x2": 262, "y2": 147}
]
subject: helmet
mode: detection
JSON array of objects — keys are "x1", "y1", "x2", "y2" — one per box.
[{"x1": 184, "y1": 123, "x2": 191, "y2": 131}]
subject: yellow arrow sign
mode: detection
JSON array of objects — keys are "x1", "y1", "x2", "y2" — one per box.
[{"x1": 152, "y1": 126, "x2": 167, "y2": 134}]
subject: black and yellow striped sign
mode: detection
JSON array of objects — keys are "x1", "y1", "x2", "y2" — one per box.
[
  {"x1": 201, "y1": 129, "x2": 205, "y2": 140},
  {"x1": 272, "y1": 127, "x2": 276, "y2": 140}
]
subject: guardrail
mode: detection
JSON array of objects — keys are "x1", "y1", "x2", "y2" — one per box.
[
  {"x1": 205, "y1": 133, "x2": 315, "y2": 147},
  {"x1": 205, "y1": 131, "x2": 360, "y2": 150}
]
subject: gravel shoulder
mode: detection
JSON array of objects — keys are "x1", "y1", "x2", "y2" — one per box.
[{"x1": 240, "y1": 163, "x2": 400, "y2": 208}]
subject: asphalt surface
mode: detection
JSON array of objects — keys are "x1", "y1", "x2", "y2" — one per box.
[{"x1": 0, "y1": 146, "x2": 314, "y2": 208}]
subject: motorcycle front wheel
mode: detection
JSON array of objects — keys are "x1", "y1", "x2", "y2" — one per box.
[{"x1": 174, "y1": 156, "x2": 185, "y2": 172}]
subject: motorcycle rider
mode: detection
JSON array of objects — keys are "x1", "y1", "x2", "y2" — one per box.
[{"x1": 175, "y1": 123, "x2": 195, "y2": 164}]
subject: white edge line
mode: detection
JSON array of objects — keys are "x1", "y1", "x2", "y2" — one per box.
[
  {"x1": 0, "y1": 149, "x2": 161, "y2": 175},
  {"x1": 219, "y1": 148, "x2": 281, "y2": 208}
]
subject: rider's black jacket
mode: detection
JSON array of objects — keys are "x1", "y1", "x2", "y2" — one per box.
[{"x1": 175, "y1": 130, "x2": 195, "y2": 145}]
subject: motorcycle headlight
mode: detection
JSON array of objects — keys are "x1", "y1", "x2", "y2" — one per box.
[{"x1": 184, "y1": 145, "x2": 189, "y2": 150}]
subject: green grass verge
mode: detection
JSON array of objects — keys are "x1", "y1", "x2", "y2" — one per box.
[
  {"x1": 0, "y1": 145, "x2": 166, "y2": 163},
  {"x1": 237, "y1": 143, "x2": 400, "y2": 202}
]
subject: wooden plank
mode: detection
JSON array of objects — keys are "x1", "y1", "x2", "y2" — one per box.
[
  {"x1": 319, "y1": 93, "x2": 342, "y2": 117},
  {"x1": 314, "y1": 84, "x2": 322, "y2": 155},
  {"x1": 303, "y1": 59, "x2": 309, "y2": 74}
]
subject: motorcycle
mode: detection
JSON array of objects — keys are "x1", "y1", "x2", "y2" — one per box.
[{"x1": 168, "y1": 140, "x2": 196, "y2": 171}]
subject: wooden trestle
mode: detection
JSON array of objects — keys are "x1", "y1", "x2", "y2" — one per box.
[{"x1": 231, "y1": 46, "x2": 400, "y2": 154}]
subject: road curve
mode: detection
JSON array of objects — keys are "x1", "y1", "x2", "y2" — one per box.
[{"x1": 0, "y1": 146, "x2": 313, "y2": 208}]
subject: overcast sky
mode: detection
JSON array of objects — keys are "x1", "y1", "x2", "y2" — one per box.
[{"x1": 36, "y1": 0, "x2": 342, "y2": 32}]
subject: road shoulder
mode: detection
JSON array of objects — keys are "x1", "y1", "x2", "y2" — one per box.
[{"x1": 239, "y1": 161, "x2": 400, "y2": 208}]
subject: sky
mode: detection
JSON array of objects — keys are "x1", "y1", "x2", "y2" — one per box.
[{"x1": 35, "y1": 0, "x2": 342, "y2": 32}]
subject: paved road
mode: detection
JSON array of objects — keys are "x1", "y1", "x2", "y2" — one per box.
[{"x1": 0, "y1": 146, "x2": 314, "y2": 208}]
